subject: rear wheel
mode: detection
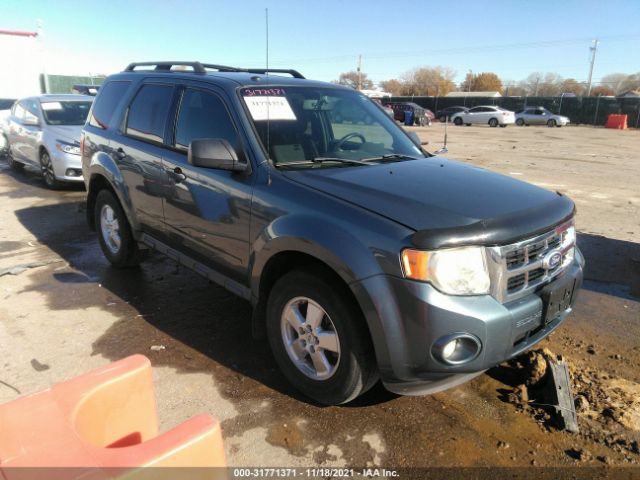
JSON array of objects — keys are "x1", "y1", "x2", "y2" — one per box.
[
  {"x1": 6, "y1": 151, "x2": 24, "y2": 171},
  {"x1": 547, "y1": 119, "x2": 556, "y2": 127},
  {"x1": 489, "y1": 118, "x2": 499, "y2": 127},
  {"x1": 266, "y1": 269, "x2": 378, "y2": 405},
  {"x1": 454, "y1": 117, "x2": 463, "y2": 126},
  {"x1": 40, "y1": 150, "x2": 63, "y2": 189},
  {"x1": 439, "y1": 115, "x2": 446, "y2": 123},
  {"x1": 94, "y1": 189, "x2": 146, "y2": 268}
]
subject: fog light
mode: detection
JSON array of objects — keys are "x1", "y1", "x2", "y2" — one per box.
[
  {"x1": 432, "y1": 333, "x2": 481, "y2": 365},
  {"x1": 65, "y1": 169, "x2": 81, "y2": 177}
]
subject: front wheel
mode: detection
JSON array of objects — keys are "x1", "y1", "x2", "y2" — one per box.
[
  {"x1": 266, "y1": 269, "x2": 378, "y2": 405},
  {"x1": 40, "y1": 150, "x2": 63, "y2": 189},
  {"x1": 454, "y1": 117, "x2": 463, "y2": 126},
  {"x1": 94, "y1": 189, "x2": 146, "y2": 268},
  {"x1": 547, "y1": 119, "x2": 557, "y2": 127},
  {"x1": 516, "y1": 118, "x2": 525, "y2": 126},
  {"x1": 489, "y1": 118, "x2": 499, "y2": 127}
]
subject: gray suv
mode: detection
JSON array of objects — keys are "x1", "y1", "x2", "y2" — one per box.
[{"x1": 81, "y1": 61, "x2": 584, "y2": 405}]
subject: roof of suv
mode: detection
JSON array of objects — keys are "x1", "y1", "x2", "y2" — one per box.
[{"x1": 108, "y1": 62, "x2": 343, "y2": 91}]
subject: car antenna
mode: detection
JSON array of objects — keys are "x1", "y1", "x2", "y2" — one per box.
[{"x1": 265, "y1": 7, "x2": 272, "y2": 181}]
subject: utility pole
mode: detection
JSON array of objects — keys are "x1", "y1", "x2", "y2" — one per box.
[
  {"x1": 357, "y1": 54, "x2": 362, "y2": 90},
  {"x1": 586, "y1": 39, "x2": 599, "y2": 96}
]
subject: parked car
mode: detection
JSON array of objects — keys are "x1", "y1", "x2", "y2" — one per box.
[
  {"x1": 72, "y1": 84, "x2": 100, "y2": 96},
  {"x1": 82, "y1": 61, "x2": 583, "y2": 405},
  {"x1": 0, "y1": 98, "x2": 16, "y2": 156},
  {"x1": 436, "y1": 106, "x2": 468, "y2": 123},
  {"x1": 515, "y1": 107, "x2": 570, "y2": 127},
  {"x1": 386, "y1": 102, "x2": 432, "y2": 126},
  {"x1": 451, "y1": 105, "x2": 515, "y2": 127},
  {"x1": 6, "y1": 94, "x2": 92, "y2": 188},
  {"x1": 371, "y1": 98, "x2": 394, "y2": 118}
]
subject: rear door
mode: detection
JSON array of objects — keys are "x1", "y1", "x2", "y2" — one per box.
[
  {"x1": 161, "y1": 85, "x2": 254, "y2": 283},
  {"x1": 112, "y1": 82, "x2": 175, "y2": 238}
]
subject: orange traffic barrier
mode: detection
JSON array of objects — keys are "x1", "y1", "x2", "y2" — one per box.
[
  {"x1": 605, "y1": 114, "x2": 628, "y2": 129},
  {"x1": 0, "y1": 355, "x2": 226, "y2": 480}
]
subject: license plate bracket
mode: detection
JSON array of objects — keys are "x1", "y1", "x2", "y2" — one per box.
[{"x1": 541, "y1": 274, "x2": 577, "y2": 324}]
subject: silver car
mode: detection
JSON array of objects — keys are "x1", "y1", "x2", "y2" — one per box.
[
  {"x1": 6, "y1": 94, "x2": 92, "y2": 188},
  {"x1": 515, "y1": 107, "x2": 570, "y2": 127}
]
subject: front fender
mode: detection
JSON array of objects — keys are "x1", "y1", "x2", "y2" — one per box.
[{"x1": 86, "y1": 151, "x2": 140, "y2": 233}]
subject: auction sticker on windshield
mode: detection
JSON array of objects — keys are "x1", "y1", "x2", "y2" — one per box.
[{"x1": 243, "y1": 96, "x2": 296, "y2": 121}]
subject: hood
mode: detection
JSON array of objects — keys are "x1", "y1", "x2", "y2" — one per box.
[
  {"x1": 282, "y1": 157, "x2": 574, "y2": 248},
  {"x1": 45, "y1": 125, "x2": 83, "y2": 144}
]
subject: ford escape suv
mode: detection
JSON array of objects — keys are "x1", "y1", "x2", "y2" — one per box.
[{"x1": 81, "y1": 61, "x2": 584, "y2": 405}]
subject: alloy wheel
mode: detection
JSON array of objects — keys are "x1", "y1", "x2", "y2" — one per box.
[{"x1": 100, "y1": 204, "x2": 122, "y2": 254}]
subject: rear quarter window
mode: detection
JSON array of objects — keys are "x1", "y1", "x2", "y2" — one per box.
[{"x1": 89, "y1": 80, "x2": 131, "y2": 129}]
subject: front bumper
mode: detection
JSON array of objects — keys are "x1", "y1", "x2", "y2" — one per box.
[
  {"x1": 353, "y1": 248, "x2": 584, "y2": 396},
  {"x1": 50, "y1": 150, "x2": 84, "y2": 182}
]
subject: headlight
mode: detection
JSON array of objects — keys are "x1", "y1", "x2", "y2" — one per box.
[
  {"x1": 401, "y1": 246, "x2": 490, "y2": 295},
  {"x1": 56, "y1": 140, "x2": 80, "y2": 155}
]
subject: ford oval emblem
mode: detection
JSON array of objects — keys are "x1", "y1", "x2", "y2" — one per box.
[{"x1": 543, "y1": 250, "x2": 562, "y2": 270}]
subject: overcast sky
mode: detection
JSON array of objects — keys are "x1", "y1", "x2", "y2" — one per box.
[{"x1": 3, "y1": 0, "x2": 639, "y2": 85}]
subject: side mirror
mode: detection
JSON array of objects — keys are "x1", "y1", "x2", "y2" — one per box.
[
  {"x1": 22, "y1": 116, "x2": 40, "y2": 127},
  {"x1": 408, "y1": 131, "x2": 428, "y2": 147},
  {"x1": 188, "y1": 138, "x2": 246, "y2": 172}
]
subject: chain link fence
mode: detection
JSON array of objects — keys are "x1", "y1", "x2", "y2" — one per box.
[{"x1": 384, "y1": 95, "x2": 640, "y2": 128}]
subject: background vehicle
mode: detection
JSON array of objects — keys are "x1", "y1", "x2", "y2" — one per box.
[
  {"x1": 82, "y1": 61, "x2": 583, "y2": 406},
  {"x1": 386, "y1": 102, "x2": 432, "y2": 126},
  {"x1": 72, "y1": 84, "x2": 101, "y2": 96},
  {"x1": 6, "y1": 94, "x2": 92, "y2": 188},
  {"x1": 436, "y1": 106, "x2": 468, "y2": 122},
  {"x1": 0, "y1": 98, "x2": 16, "y2": 157},
  {"x1": 451, "y1": 105, "x2": 515, "y2": 127},
  {"x1": 515, "y1": 107, "x2": 570, "y2": 127}
]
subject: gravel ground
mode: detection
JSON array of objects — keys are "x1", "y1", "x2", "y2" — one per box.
[{"x1": 0, "y1": 124, "x2": 638, "y2": 476}]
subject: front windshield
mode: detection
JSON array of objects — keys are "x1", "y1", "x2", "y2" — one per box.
[
  {"x1": 241, "y1": 86, "x2": 423, "y2": 167},
  {"x1": 41, "y1": 101, "x2": 92, "y2": 126}
]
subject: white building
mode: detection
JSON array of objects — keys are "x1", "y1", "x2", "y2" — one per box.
[
  {"x1": 445, "y1": 91, "x2": 502, "y2": 98},
  {"x1": 0, "y1": 29, "x2": 44, "y2": 98}
]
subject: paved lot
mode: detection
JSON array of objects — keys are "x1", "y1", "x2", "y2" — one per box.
[{"x1": 0, "y1": 124, "x2": 639, "y2": 471}]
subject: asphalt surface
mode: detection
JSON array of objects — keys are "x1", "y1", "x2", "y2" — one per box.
[{"x1": 0, "y1": 125, "x2": 639, "y2": 474}]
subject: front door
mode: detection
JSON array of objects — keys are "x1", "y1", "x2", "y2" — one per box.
[{"x1": 161, "y1": 86, "x2": 253, "y2": 283}]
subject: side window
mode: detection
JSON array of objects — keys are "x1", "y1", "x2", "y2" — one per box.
[
  {"x1": 13, "y1": 102, "x2": 26, "y2": 120},
  {"x1": 174, "y1": 89, "x2": 239, "y2": 151},
  {"x1": 89, "y1": 80, "x2": 131, "y2": 129},
  {"x1": 126, "y1": 84, "x2": 174, "y2": 143}
]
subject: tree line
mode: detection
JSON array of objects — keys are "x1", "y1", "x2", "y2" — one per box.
[{"x1": 335, "y1": 68, "x2": 640, "y2": 97}]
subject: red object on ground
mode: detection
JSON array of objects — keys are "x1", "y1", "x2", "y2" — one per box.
[
  {"x1": 0, "y1": 355, "x2": 226, "y2": 479},
  {"x1": 605, "y1": 114, "x2": 628, "y2": 129}
]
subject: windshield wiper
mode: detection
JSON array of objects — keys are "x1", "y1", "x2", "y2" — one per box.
[
  {"x1": 360, "y1": 154, "x2": 421, "y2": 162},
  {"x1": 274, "y1": 157, "x2": 372, "y2": 168}
]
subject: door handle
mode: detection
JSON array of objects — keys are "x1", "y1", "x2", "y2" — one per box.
[
  {"x1": 167, "y1": 166, "x2": 187, "y2": 183},
  {"x1": 114, "y1": 147, "x2": 126, "y2": 159}
]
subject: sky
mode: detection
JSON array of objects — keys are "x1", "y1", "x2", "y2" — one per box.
[{"x1": 2, "y1": 0, "x2": 639, "y2": 87}]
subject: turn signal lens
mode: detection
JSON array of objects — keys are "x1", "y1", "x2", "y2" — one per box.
[{"x1": 401, "y1": 249, "x2": 431, "y2": 282}]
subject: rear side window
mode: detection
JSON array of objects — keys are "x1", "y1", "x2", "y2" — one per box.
[
  {"x1": 174, "y1": 89, "x2": 239, "y2": 151},
  {"x1": 89, "y1": 81, "x2": 130, "y2": 129},
  {"x1": 126, "y1": 84, "x2": 174, "y2": 144}
]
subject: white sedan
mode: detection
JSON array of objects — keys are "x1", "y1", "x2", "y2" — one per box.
[{"x1": 451, "y1": 106, "x2": 515, "y2": 127}]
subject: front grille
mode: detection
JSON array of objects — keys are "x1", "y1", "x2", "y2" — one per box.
[{"x1": 489, "y1": 221, "x2": 575, "y2": 302}]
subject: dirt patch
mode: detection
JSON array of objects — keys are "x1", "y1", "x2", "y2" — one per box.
[{"x1": 503, "y1": 348, "x2": 640, "y2": 464}]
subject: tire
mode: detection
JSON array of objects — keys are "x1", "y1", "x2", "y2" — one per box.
[
  {"x1": 40, "y1": 150, "x2": 64, "y2": 189},
  {"x1": 489, "y1": 118, "x2": 498, "y2": 128},
  {"x1": 454, "y1": 117, "x2": 463, "y2": 126},
  {"x1": 547, "y1": 119, "x2": 556, "y2": 127},
  {"x1": 516, "y1": 118, "x2": 525, "y2": 126},
  {"x1": 94, "y1": 189, "x2": 145, "y2": 268},
  {"x1": 266, "y1": 269, "x2": 378, "y2": 405},
  {"x1": 500, "y1": 124, "x2": 508, "y2": 128},
  {"x1": 439, "y1": 116, "x2": 446, "y2": 123}
]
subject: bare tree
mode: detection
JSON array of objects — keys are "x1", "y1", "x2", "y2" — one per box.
[
  {"x1": 379, "y1": 79, "x2": 404, "y2": 96},
  {"x1": 560, "y1": 78, "x2": 585, "y2": 96},
  {"x1": 600, "y1": 73, "x2": 630, "y2": 95},
  {"x1": 400, "y1": 66, "x2": 456, "y2": 96},
  {"x1": 334, "y1": 71, "x2": 374, "y2": 90}
]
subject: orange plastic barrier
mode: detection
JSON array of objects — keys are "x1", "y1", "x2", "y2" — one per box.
[
  {"x1": 0, "y1": 355, "x2": 226, "y2": 480},
  {"x1": 605, "y1": 114, "x2": 628, "y2": 129}
]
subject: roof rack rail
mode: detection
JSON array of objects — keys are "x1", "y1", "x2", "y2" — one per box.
[
  {"x1": 123, "y1": 62, "x2": 305, "y2": 79},
  {"x1": 245, "y1": 68, "x2": 305, "y2": 79}
]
